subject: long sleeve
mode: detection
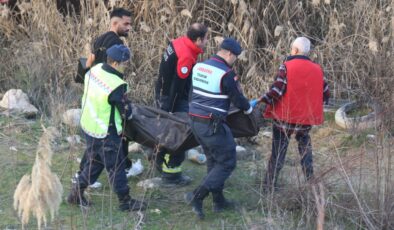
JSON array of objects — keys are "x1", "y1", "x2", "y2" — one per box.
[
  {"x1": 222, "y1": 71, "x2": 251, "y2": 112},
  {"x1": 260, "y1": 64, "x2": 287, "y2": 105}
]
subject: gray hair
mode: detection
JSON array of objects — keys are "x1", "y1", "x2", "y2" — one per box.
[{"x1": 291, "y1": 37, "x2": 311, "y2": 55}]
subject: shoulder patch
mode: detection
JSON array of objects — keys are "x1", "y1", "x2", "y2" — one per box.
[{"x1": 181, "y1": 66, "x2": 189, "y2": 74}]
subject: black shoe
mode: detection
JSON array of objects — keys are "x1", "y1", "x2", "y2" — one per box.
[
  {"x1": 184, "y1": 192, "x2": 205, "y2": 220},
  {"x1": 119, "y1": 195, "x2": 147, "y2": 212},
  {"x1": 212, "y1": 191, "x2": 235, "y2": 212},
  {"x1": 67, "y1": 188, "x2": 91, "y2": 207},
  {"x1": 161, "y1": 175, "x2": 192, "y2": 187}
]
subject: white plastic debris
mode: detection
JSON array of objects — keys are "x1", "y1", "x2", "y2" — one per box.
[
  {"x1": 236, "y1": 145, "x2": 246, "y2": 153},
  {"x1": 186, "y1": 148, "x2": 206, "y2": 164},
  {"x1": 137, "y1": 177, "x2": 162, "y2": 189},
  {"x1": 126, "y1": 159, "x2": 144, "y2": 177},
  {"x1": 9, "y1": 146, "x2": 18, "y2": 152}
]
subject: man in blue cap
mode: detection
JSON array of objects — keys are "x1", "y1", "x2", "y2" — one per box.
[
  {"x1": 185, "y1": 38, "x2": 256, "y2": 219},
  {"x1": 67, "y1": 44, "x2": 147, "y2": 211}
]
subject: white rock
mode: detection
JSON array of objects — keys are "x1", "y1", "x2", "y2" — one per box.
[
  {"x1": 128, "y1": 142, "x2": 143, "y2": 153},
  {"x1": 262, "y1": 131, "x2": 272, "y2": 139},
  {"x1": 62, "y1": 109, "x2": 81, "y2": 127},
  {"x1": 0, "y1": 89, "x2": 38, "y2": 116},
  {"x1": 66, "y1": 135, "x2": 81, "y2": 145},
  {"x1": 137, "y1": 177, "x2": 162, "y2": 189}
]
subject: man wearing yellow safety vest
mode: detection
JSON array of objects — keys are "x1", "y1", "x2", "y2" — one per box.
[{"x1": 67, "y1": 44, "x2": 146, "y2": 211}]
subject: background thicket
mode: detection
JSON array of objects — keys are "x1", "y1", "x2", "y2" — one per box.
[{"x1": 0, "y1": 0, "x2": 393, "y2": 229}]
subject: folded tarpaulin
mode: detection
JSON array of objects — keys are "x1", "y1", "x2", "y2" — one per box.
[{"x1": 124, "y1": 104, "x2": 263, "y2": 154}]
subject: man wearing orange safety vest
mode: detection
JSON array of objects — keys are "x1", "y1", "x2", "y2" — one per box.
[{"x1": 251, "y1": 37, "x2": 330, "y2": 190}]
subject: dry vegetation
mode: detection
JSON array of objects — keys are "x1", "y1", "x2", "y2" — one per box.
[
  {"x1": 13, "y1": 126, "x2": 63, "y2": 229},
  {"x1": 0, "y1": 0, "x2": 393, "y2": 229}
]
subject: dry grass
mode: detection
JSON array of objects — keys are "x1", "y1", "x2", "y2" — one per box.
[
  {"x1": 0, "y1": 0, "x2": 393, "y2": 229},
  {"x1": 13, "y1": 126, "x2": 63, "y2": 229}
]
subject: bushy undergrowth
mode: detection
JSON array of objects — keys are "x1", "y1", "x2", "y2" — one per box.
[{"x1": 0, "y1": 0, "x2": 392, "y2": 229}]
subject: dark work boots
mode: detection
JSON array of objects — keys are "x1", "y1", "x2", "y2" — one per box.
[
  {"x1": 184, "y1": 186, "x2": 209, "y2": 220},
  {"x1": 162, "y1": 173, "x2": 192, "y2": 187},
  {"x1": 212, "y1": 191, "x2": 236, "y2": 212},
  {"x1": 118, "y1": 194, "x2": 147, "y2": 212},
  {"x1": 67, "y1": 185, "x2": 91, "y2": 207}
]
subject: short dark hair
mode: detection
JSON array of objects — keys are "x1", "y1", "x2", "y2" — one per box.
[
  {"x1": 186, "y1": 23, "x2": 208, "y2": 42},
  {"x1": 110, "y1": 8, "x2": 132, "y2": 19},
  {"x1": 106, "y1": 56, "x2": 117, "y2": 65}
]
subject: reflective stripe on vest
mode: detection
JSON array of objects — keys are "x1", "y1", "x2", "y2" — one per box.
[
  {"x1": 264, "y1": 59, "x2": 324, "y2": 125},
  {"x1": 80, "y1": 64, "x2": 127, "y2": 138},
  {"x1": 190, "y1": 60, "x2": 231, "y2": 116}
]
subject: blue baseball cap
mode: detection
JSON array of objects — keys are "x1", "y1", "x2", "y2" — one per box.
[
  {"x1": 106, "y1": 44, "x2": 131, "y2": 62},
  {"x1": 220, "y1": 37, "x2": 242, "y2": 56}
]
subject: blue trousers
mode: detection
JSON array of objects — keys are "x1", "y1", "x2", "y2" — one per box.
[
  {"x1": 78, "y1": 132, "x2": 129, "y2": 197},
  {"x1": 190, "y1": 119, "x2": 237, "y2": 192}
]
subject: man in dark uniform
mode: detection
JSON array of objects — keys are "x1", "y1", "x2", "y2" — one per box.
[
  {"x1": 185, "y1": 38, "x2": 255, "y2": 219},
  {"x1": 67, "y1": 44, "x2": 146, "y2": 211},
  {"x1": 154, "y1": 23, "x2": 208, "y2": 186},
  {"x1": 77, "y1": 8, "x2": 133, "y2": 179}
]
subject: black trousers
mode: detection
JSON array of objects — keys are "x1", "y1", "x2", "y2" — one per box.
[
  {"x1": 155, "y1": 96, "x2": 188, "y2": 176},
  {"x1": 190, "y1": 118, "x2": 237, "y2": 192},
  {"x1": 265, "y1": 124, "x2": 314, "y2": 186},
  {"x1": 77, "y1": 132, "x2": 129, "y2": 197}
]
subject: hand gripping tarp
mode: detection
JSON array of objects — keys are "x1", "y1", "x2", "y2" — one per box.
[{"x1": 124, "y1": 104, "x2": 263, "y2": 154}]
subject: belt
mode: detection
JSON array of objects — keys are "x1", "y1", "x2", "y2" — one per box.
[{"x1": 190, "y1": 115, "x2": 212, "y2": 124}]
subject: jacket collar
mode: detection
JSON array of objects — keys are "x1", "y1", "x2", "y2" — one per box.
[
  {"x1": 181, "y1": 36, "x2": 204, "y2": 56},
  {"x1": 102, "y1": 63, "x2": 124, "y2": 79},
  {"x1": 211, "y1": 54, "x2": 231, "y2": 67},
  {"x1": 286, "y1": 55, "x2": 311, "y2": 61}
]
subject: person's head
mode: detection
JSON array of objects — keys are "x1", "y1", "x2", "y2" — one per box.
[
  {"x1": 290, "y1": 37, "x2": 311, "y2": 56},
  {"x1": 217, "y1": 38, "x2": 243, "y2": 66},
  {"x1": 110, "y1": 8, "x2": 132, "y2": 37},
  {"x1": 106, "y1": 44, "x2": 131, "y2": 74},
  {"x1": 186, "y1": 23, "x2": 209, "y2": 50}
]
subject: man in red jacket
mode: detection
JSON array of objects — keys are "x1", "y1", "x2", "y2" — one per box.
[
  {"x1": 154, "y1": 23, "x2": 209, "y2": 186},
  {"x1": 253, "y1": 37, "x2": 330, "y2": 190}
]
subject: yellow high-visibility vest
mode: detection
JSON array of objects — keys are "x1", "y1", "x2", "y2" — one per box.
[{"x1": 80, "y1": 64, "x2": 128, "y2": 138}]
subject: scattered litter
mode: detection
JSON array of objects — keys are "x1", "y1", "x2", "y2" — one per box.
[
  {"x1": 186, "y1": 148, "x2": 206, "y2": 164},
  {"x1": 236, "y1": 145, "x2": 246, "y2": 153},
  {"x1": 76, "y1": 157, "x2": 81, "y2": 163},
  {"x1": 150, "y1": 208, "x2": 161, "y2": 214},
  {"x1": 126, "y1": 159, "x2": 144, "y2": 177},
  {"x1": 9, "y1": 146, "x2": 18, "y2": 151},
  {"x1": 137, "y1": 177, "x2": 162, "y2": 189}
]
